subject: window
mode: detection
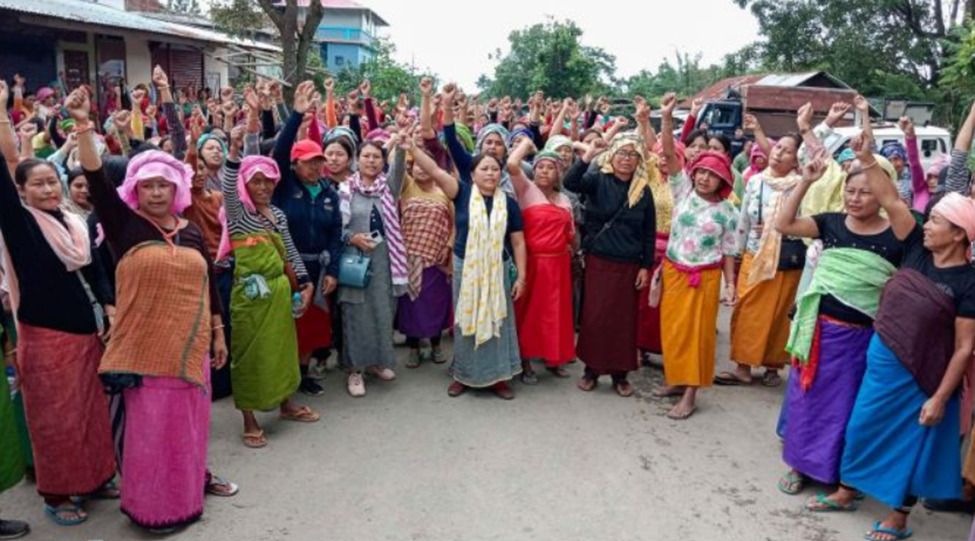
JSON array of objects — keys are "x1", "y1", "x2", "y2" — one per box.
[
  {"x1": 335, "y1": 56, "x2": 345, "y2": 66},
  {"x1": 920, "y1": 138, "x2": 945, "y2": 158}
]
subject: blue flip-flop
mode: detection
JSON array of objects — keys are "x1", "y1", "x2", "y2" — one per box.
[
  {"x1": 864, "y1": 521, "x2": 913, "y2": 541},
  {"x1": 44, "y1": 503, "x2": 88, "y2": 526}
]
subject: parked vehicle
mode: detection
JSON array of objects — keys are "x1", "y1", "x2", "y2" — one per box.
[{"x1": 824, "y1": 125, "x2": 951, "y2": 172}]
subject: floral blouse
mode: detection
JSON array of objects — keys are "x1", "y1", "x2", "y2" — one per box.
[{"x1": 665, "y1": 172, "x2": 739, "y2": 267}]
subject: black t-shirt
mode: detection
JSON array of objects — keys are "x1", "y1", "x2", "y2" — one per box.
[
  {"x1": 900, "y1": 223, "x2": 975, "y2": 318},
  {"x1": 812, "y1": 213, "x2": 904, "y2": 325}
]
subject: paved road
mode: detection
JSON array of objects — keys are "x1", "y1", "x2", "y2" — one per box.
[{"x1": 1, "y1": 308, "x2": 971, "y2": 541}]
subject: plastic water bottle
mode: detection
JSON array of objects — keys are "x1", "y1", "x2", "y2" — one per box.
[{"x1": 291, "y1": 292, "x2": 302, "y2": 319}]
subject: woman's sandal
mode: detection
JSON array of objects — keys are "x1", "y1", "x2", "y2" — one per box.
[
  {"x1": 44, "y1": 502, "x2": 88, "y2": 526},
  {"x1": 864, "y1": 521, "x2": 913, "y2": 541},
  {"x1": 405, "y1": 351, "x2": 422, "y2": 369},
  {"x1": 280, "y1": 405, "x2": 321, "y2": 423},
  {"x1": 805, "y1": 493, "x2": 859, "y2": 513},
  {"x1": 776, "y1": 470, "x2": 806, "y2": 495},
  {"x1": 242, "y1": 430, "x2": 268, "y2": 449},
  {"x1": 205, "y1": 475, "x2": 239, "y2": 497},
  {"x1": 520, "y1": 369, "x2": 538, "y2": 386},
  {"x1": 762, "y1": 370, "x2": 783, "y2": 388}
]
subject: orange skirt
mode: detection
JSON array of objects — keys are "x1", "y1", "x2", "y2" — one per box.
[
  {"x1": 730, "y1": 252, "x2": 801, "y2": 369},
  {"x1": 660, "y1": 260, "x2": 722, "y2": 387}
]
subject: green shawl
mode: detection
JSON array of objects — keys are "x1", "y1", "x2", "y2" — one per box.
[{"x1": 786, "y1": 247, "x2": 897, "y2": 364}]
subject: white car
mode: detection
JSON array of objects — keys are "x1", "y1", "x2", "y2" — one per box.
[{"x1": 823, "y1": 125, "x2": 952, "y2": 172}]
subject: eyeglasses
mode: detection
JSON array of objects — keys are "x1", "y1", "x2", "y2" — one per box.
[{"x1": 614, "y1": 150, "x2": 641, "y2": 160}]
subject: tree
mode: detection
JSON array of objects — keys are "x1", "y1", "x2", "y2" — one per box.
[
  {"x1": 624, "y1": 51, "x2": 754, "y2": 101},
  {"x1": 478, "y1": 19, "x2": 617, "y2": 98},
  {"x1": 334, "y1": 37, "x2": 430, "y2": 104},
  {"x1": 167, "y1": 0, "x2": 200, "y2": 14},
  {"x1": 732, "y1": 0, "x2": 969, "y2": 92},
  {"x1": 211, "y1": 0, "x2": 323, "y2": 99}
]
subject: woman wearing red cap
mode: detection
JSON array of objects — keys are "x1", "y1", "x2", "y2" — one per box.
[
  {"x1": 656, "y1": 93, "x2": 739, "y2": 420},
  {"x1": 270, "y1": 82, "x2": 343, "y2": 397}
]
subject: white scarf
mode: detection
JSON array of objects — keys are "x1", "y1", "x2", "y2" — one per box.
[{"x1": 457, "y1": 187, "x2": 508, "y2": 347}]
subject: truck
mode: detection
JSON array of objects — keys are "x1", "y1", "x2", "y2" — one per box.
[{"x1": 684, "y1": 72, "x2": 867, "y2": 139}]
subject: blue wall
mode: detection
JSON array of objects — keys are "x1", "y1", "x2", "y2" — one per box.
[{"x1": 320, "y1": 42, "x2": 371, "y2": 72}]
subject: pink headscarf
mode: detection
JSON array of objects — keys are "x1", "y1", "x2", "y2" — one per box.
[
  {"x1": 365, "y1": 128, "x2": 392, "y2": 143},
  {"x1": 118, "y1": 150, "x2": 193, "y2": 213},
  {"x1": 216, "y1": 156, "x2": 281, "y2": 261},
  {"x1": 932, "y1": 192, "x2": 975, "y2": 242},
  {"x1": 745, "y1": 139, "x2": 774, "y2": 183},
  {"x1": 237, "y1": 156, "x2": 281, "y2": 213}
]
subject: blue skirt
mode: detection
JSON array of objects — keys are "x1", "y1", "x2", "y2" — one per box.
[{"x1": 840, "y1": 334, "x2": 962, "y2": 508}]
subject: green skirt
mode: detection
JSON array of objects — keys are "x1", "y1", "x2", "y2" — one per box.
[
  {"x1": 0, "y1": 374, "x2": 25, "y2": 493},
  {"x1": 229, "y1": 233, "x2": 300, "y2": 411}
]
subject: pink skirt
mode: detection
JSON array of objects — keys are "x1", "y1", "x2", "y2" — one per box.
[{"x1": 120, "y1": 360, "x2": 210, "y2": 529}]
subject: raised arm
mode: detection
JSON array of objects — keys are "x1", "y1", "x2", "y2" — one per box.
[
  {"x1": 440, "y1": 84, "x2": 472, "y2": 175},
  {"x1": 0, "y1": 81, "x2": 17, "y2": 175},
  {"x1": 946, "y1": 100, "x2": 975, "y2": 195},
  {"x1": 562, "y1": 140, "x2": 607, "y2": 195},
  {"x1": 660, "y1": 93, "x2": 683, "y2": 177},
  {"x1": 406, "y1": 136, "x2": 458, "y2": 200},
  {"x1": 681, "y1": 97, "x2": 704, "y2": 143},
  {"x1": 603, "y1": 117, "x2": 629, "y2": 142},
  {"x1": 775, "y1": 159, "x2": 827, "y2": 238},
  {"x1": 744, "y1": 113, "x2": 771, "y2": 157},
  {"x1": 419, "y1": 77, "x2": 436, "y2": 139},
  {"x1": 851, "y1": 131, "x2": 914, "y2": 240},
  {"x1": 899, "y1": 116, "x2": 928, "y2": 208},
  {"x1": 360, "y1": 80, "x2": 379, "y2": 132},
  {"x1": 68, "y1": 88, "x2": 134, "y2": 240},
  {"x1": 506, "y1": 138, "x2": 537, "y2": 202},
  {"x1": 634, "y1": 96, "x2": 656, "y2": 152}
]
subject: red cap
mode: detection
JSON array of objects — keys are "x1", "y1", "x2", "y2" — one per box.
[
  {"x1": 688, "y1": 150, "x2": 734, "y2": 199},
  {"x1": 290, "y1": 139, "x2": 325, "y2": 162}
]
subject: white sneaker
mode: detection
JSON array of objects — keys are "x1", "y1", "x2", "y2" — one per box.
[
  {"x1": 347, "y1": 372, "x2": 366, "y2": 397},
  {"x1": 366, "y1": 366, "x2": 396, "y2": 382}
]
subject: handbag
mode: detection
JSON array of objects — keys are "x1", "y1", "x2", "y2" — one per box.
[
  {"x1": 757, "y1": 183, "x2": 806, "y2": 271},
  {"x1": 338, "y1": 249, "x2": 372, "y2": 288}
]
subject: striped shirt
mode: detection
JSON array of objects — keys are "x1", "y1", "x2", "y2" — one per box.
[{"x1": 221, "y1": 160, "x2": 309, "y2": 281}]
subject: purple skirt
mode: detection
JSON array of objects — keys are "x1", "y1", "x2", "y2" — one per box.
[
  {"x1": 396, "y1": 266, "x2": 452, "y2": 339},
  {"x1": 783, "y1": 317, "x2": 872, "y2": 484}
]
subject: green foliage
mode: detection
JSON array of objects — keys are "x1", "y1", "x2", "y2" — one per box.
[
  {"x1": 209, "y1": 0, "x2": 269, "y2": 40},
  {"x1": 333, "y1": 37, "x2": 433, "y2": 106},
  {"x1": 478, "y1": 19, "x2": 617, "y2": 98},
  {"x1": 624, "y1": 51, "x2": 758, "y2": 101},
  {"x1": 167, "y1": 0, "x2": 200, "y2": 15}
]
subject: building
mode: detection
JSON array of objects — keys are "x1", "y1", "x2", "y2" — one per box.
[
  {"x1": 0, "y1": 0, "x2": 278, "y2": 103},
  {"x1": 289, "y1": 0, "x2": 388, "y2": 73},
  {"x1": 316, "y1": 0, "x2": 387, "y2": 72}
]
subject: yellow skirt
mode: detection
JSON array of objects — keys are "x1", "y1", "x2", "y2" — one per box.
[
  {"x1": 661, "y1": 260, "x2": 722, "y2": 387},
  {"x1": 730, "y1": 252, "x2": 802, "y2": 369}
]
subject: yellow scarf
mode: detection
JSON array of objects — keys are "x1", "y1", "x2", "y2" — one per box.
[
  {"x1": 457, "y1": 187, "x2": 509, "y2": 347},
  {"x1": 599, "y1": 133, "x2": 659, "y2": 208},
  {"x1": 747, "y1": 170, "x2": 802, "y2": 285}
]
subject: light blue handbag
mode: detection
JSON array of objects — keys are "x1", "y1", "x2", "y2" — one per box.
[{"x1": 338, "y1": 249, "x2": 372, "y2": 289}]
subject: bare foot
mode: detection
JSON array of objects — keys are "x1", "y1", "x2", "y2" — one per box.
[
  {"x1": 666, "y1": 401, "x2": 697, "y2": 420},
  {"x1": 652, "y1": 385, "x2": 685, "y2": 398}
]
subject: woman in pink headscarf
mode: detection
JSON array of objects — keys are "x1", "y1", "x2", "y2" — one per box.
[{"x1": 68, "y1": 88, "x2": 228, "y2": 534}]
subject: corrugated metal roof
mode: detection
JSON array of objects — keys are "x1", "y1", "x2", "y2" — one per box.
[{"x1": 0, "y1": 0, "x2": 280, "y2": 52}]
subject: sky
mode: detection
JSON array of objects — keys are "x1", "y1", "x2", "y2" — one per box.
[{"x1": 360, "y1": 0, "x2": 762, "y2": 90}]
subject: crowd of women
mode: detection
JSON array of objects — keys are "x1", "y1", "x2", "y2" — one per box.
[{"x1": 0, "y1": 67, "x2": 974, "y2": 541}]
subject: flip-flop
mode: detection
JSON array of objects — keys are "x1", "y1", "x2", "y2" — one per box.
[
  {"x1": 280, "y1": 406, "x2": 321, "y2": 423},
  {"x1": 777, "y1": 470, "x2": 806, "y2": 495},
  {"x1": 205, "y1": 475, "x2": 239, "y2": 497},
  {"x1": 714, "y1": 372, "x2": 753, "y2": 386},
  {"x1": 864, "y1": 521, "x2": 913, "y2": 541},
  {"x1": 805, "y1": 493, "x2": 859, "y2": 513},
  {"x1": 44, "y1": 503, "x2": 88, "y2": 526},
  {"x1": 667, "y1": 405, "x2": 697, "y2": 420},
  {"x1": 242, "y1": 430, "x2": 268, "y2": 449}
]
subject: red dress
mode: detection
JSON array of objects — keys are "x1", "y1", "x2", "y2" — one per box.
[
  {"x1": 515, "y1": 204, "x2": 575, "y2": 366},
  {"x1": 636, "y1": 233, "x2": 669, "y2": 353}
]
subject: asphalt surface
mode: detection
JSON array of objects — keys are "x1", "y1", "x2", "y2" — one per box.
[{"x1": 1, "y1": 307, "x2": 971, "y2": 541}]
